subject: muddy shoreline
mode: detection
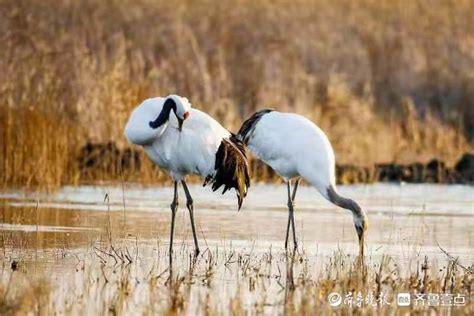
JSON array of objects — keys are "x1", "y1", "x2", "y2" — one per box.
[
  {"x1": 78, "y1": 142, "x2": 474, "y2": 185},
  {"x1": 337, "y1": 154, "x2": 474, "y2": 184}
]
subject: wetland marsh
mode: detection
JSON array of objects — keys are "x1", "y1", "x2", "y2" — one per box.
[{"x1": 1, "y1": 183, "x2": 472, "y2": 314}]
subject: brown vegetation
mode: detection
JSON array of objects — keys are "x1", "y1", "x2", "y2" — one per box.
[
  {"x1": 76, "y1": 142, "x2": 474, "y2": 184},
  {"x1": 1, "y1": 242, "x2": 472, "y2": 314},
  {"x1": 1, "y1": 188, "x2": 472, "y2": 314},
  {"x1": 1, "y1": 0, "x2": 473, "y2": 189}
]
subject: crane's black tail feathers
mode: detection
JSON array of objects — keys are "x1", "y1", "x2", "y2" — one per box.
[{"x1": 204, "y1": 134, "x2": 250, "y2": 210}]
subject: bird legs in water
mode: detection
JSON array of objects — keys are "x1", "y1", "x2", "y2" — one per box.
[
  {"x1": 285, "y1": 179, "x2": 300, "y2": 250},
  {"x1": 169, "y1": 181, "x2": 179, "y2": 266},
  {"x1": 168, "y1": 181, "x2": 200, "y2": 265},
  {"x1": 182, "y1": 180, "x2": 200, "y2": 256}
]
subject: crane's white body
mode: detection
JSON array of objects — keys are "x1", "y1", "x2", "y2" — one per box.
[
  {"x1": 246, "y1": 111, "x2": 336, "y2": 199},
  {"x1": 240, "y1": 109, "x2": 367, "y2": 255},
  {"x1": 125, "y1": 95, "x2": 250, "y2": 257},
  {"x1": 124, "y1": 97, "x2": 229, "y2": 181}
]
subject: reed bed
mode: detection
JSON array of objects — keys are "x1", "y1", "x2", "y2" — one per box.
[
  {"x1": 0, "y1": 184, "x2": 472, "y2": 314},
  {"x1": 1, "y1": 0, "x2": 473, "y2": 189},
  {"x1": 1, "y1": 240, "x2": 472, "y2": 315}
]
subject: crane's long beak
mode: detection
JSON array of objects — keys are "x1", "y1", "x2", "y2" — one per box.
[
  {"x1": 355, "y1": 214, "x2": 368, "y2": 258},
  {"x1": 178, "y1": 112, "x2": 190, "y2": 131}
]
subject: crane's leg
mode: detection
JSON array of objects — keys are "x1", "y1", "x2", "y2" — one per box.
[
  {"x1": 285, "y1": 180, "x2": 300, "y2": 250},
  {"x1": 291, "y1": 179, "x2": 300, "y2": 202},
  {"x1": 290, "y1": 180, "x2": 298, "y2": 250},
  {"x1": 182, "y1": 180, "x2": 200, "y2": 256},
  {"x1": 284, "y1": 181, "x2": 292, "y2": 250},
  {"x1": 169, "y1": 181, "x2": 179, "y2": 265}
]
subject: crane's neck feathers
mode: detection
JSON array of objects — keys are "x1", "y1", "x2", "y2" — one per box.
[
  {"x1": 237, "y1": 109, "x2": 273, "y2": 144},
  {"x1": 149, "y1": 98, "x2": 177, "y2": 129},
  {"x1": 327, "y1": 185, "x2": 368, "y2": 248}
]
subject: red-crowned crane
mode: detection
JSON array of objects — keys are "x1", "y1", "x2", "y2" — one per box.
[
  {"x1": 124, "y1": 95, "x2": 250, "y2": 257},
  {"x1": 238, "y1": 109, "x2": 368, "y2": 257}
]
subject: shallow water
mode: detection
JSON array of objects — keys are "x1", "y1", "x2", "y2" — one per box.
[
  {"x1": 1, "y1": 183, "x2": 473, "y2": 258},
  {"x1": 1, "y1": 183, "x2": 473, "y2": 314}
]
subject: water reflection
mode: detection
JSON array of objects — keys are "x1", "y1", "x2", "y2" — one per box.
[{"x1": 1, "y1": 183, "x2": 473, "y2": 261}]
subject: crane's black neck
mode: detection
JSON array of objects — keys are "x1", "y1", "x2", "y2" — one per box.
[{"x1": 149, "y1": 98, "x2": 177, "y2": 129}]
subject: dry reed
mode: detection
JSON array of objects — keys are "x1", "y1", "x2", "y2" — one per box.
[
  {"x1": 1, "y1": 0, "x2": 473, "y2": 189},
  {"x1": 1, "y1": 242, "x2": 472, "y2": 315}
]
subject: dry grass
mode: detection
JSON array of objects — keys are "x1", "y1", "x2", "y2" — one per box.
[
  {"x1": 1, "y1": 0, "x2": 473, "y2": 189},
  {"x1": 1, "y1": 242, "x2": 472, "y2": 315},
  {"x1": 0, "y1": 185, "x2": 472, "y2": 314}
]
